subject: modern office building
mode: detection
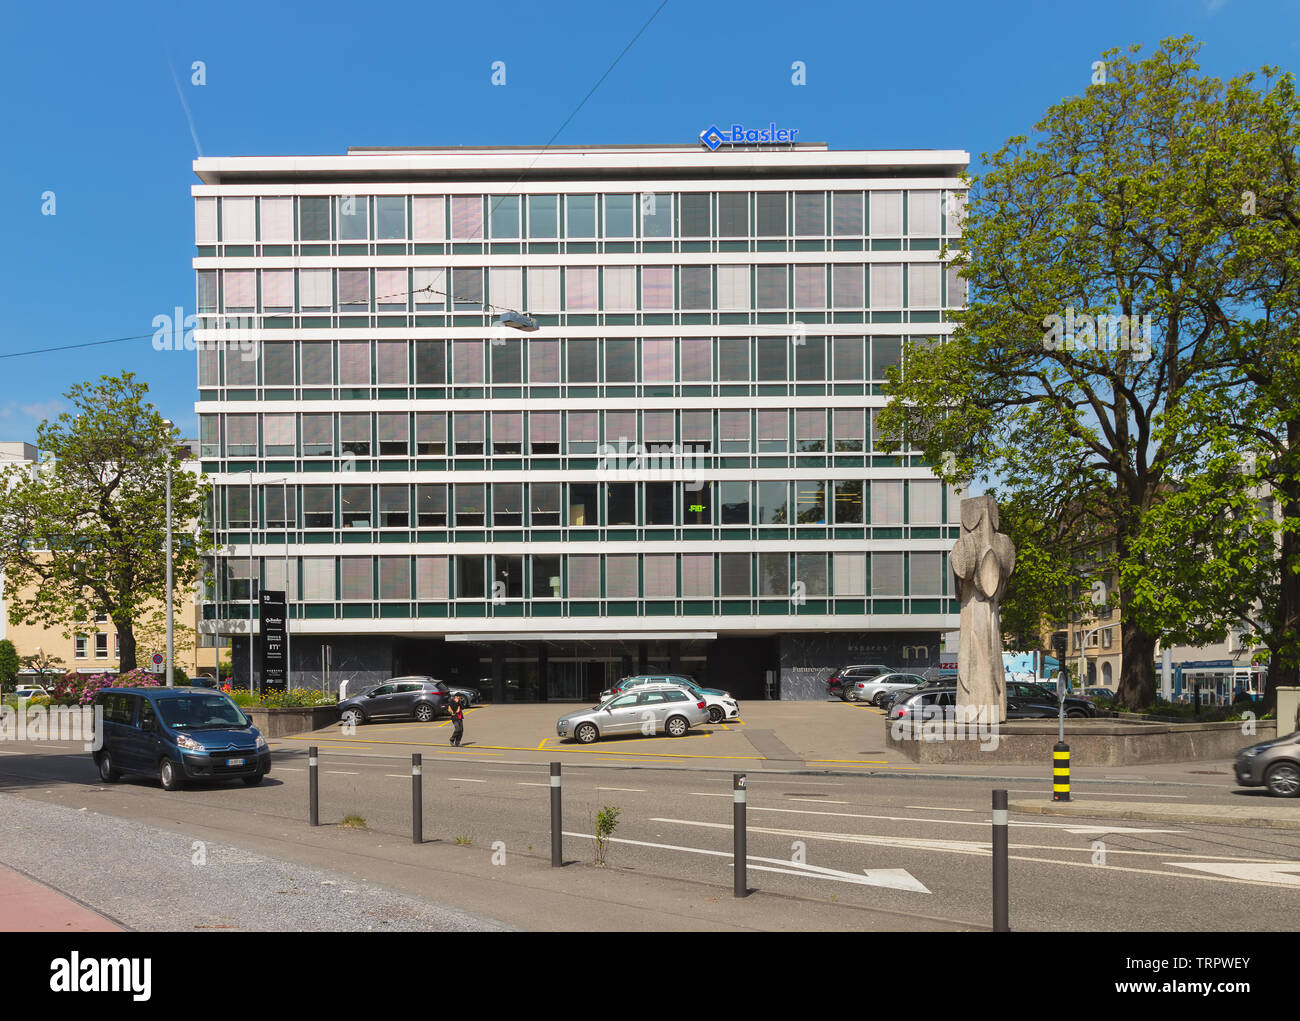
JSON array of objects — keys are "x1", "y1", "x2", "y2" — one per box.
[{"x1": 192, "y1": 141, "x2": 968, "y2": 701}]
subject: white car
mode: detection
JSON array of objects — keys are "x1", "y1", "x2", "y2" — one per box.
[
  {"x1": 844, "y1": 672, "x2": 929, "y2": 707},
  {"x1": 13, "y1": 685, "x2": 50, "y2": 700}
]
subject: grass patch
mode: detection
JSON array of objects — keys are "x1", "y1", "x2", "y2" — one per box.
[
  {"x1": 454, "y1": 834, "x2": 474, "y2": 846},
  {"x1": 340, "y1": 814, "x2": 367, "y2": 829}
]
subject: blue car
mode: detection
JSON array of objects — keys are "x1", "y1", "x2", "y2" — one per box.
[{"x1": 92, "y1": 687, "x2": 271, "y2": 790}]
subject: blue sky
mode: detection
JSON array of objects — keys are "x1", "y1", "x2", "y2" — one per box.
[{"x1": 0, "y1": 0, "x2": 1292, "y2": 442}]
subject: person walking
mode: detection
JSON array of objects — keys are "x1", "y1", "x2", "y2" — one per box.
[{"x1": 448, "y1": 692, "x2": 467, "y2": 747}]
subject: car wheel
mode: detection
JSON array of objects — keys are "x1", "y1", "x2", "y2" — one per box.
[
  {"x1": 98, "y1": 753, "x2": 121, "y2": 783},
  {"x1": 414, "y1": 703, "x2": 435, "y2": 722},
  {"x1": 665, "y1": 715, "x2": 689, "y2": 737},
  {"x1": 708, "y1": 705, "x2": 724, "y2": 724},
  {"x1": 242, "y1": 773, "x2": 264, "y2": 786},
  {"x1": 159, "y1": 758, "x2": 183, "y2": 791},
  {"x1": 341, "y1": 708, "x2": 364, "y2": 727},
  {"x1": 575, "y1": 722, "x2": 599, "y2": 744},
  {"x1": 1265, "y1": 761, "x2": 1300, "y2": 798},
  {"x1": 842, "y1": 688, "x2": 857, "y2": 703},
  {"x1": 1066, "y1": 708, "x2": 1087, "y2": 719},
  {"x1": 872, "y1": 691, "x2": 888, "y2": 708}
]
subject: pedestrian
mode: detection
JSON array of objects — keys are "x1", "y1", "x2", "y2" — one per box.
[{"x1": 448, "y1": 692, "x2": 467, "y2": 747}]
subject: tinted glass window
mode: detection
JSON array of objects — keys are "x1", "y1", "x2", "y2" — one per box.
[
  {"x1": 371, "y1": 685, "x2": 394, "y2": 696},
  {"x1": 639, "y1": 692, "x2": 668, "y2": 704},
  {"x1": 156, "y1": 694, "x2": 245, "y2": 730},
  {"x1": 609, "y1": 694, "x2": 639, "y2": 709},
  {"x1": 665, "y1": 691, "x2": 688, "y2": 702}
]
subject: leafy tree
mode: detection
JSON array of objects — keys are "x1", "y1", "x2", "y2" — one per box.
[
  {"x1": 0, "y1": 373, "x2": 210, "y2": 672},
  {"x1": 0, "y1": 640, "x2": 18, "y2": 692},
  {"x1": 879, "y1": 37, "x2": 1285, "y2": 709}
]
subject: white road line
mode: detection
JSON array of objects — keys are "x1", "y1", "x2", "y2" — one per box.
[
  {"x1": 275, "y1": 767, "x2": 303, "y2": 772},
  {"x1": 787, "y1": 798, "x2": 850, "y2": 805},
  {"x1": 517, "y1": 782, "x2": 549, "y2": 787},
  {"x1": 449, "y1": 778, "x2": 487, "y2": 783},
  {"x1": 325, "y1": 770, "x2": 359, "y2": 775},
  {"x1": 1004, "y1": 789, "x2": 1188, "y2": 799},
  {"x1": 691, "y1": 793, "x2": 730, "y2": 798},
  {"x1": 596, "y1": 787, "x2": 647, "y2": 792},
  {"x1": 905, "y1": 805, "x2": 975, "y2": 812},
  {"x1": 740, "y1": 804, "x2": 1183, "y2": 834}
]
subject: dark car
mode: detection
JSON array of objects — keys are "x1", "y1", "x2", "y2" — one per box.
[
  {"x1": 886, "y1": 681, "x2": 1097, "y2": 719},
  {"x1": 826, "y1": 664, "x2": 892, "y2": 700},
  {"x1": 92, "y1": 687, "x2": 271, "y2": 791},
  {"x1": 879, "y1": 675, "x2": 950, "y2": 711},
  {"x1": 1234, "y1": 730, "x2": 1300, "y2": 797},
  {"x1": 337, "y1": 677, "x2": 449, "y2": 726}
]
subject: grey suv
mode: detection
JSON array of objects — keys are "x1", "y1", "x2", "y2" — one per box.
[
  {"x1": 1235, "y1": 730, "x2": 1300, "y2": 797},
  {"x1": 338, "y1": 677, "x2": 449, "y2": 726},
  {"x1": 556, "y1": 686, "x2": 710, "y2": 744}
]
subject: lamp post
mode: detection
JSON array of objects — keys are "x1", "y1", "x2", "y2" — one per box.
[{"x1": 162, "y1": 420, "x2": 175, "y2": 687}]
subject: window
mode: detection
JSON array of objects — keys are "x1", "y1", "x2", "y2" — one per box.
[
  {"x1": 489, "y1": 195, "x2": 520, "y2": 238},
  {"x1": 796, "y1": 409, "x2": 825, "y2": 452},
  {"x1": 795, "y1": 193, "x2": 825, "y2": 236},
  {"x1": 493, "y1": 483, "x2": 523, "y2": 526},
  {"x1": 644, "y1": 411, "x2": 674, "y2": 451},
  {"x1": 756, "y1": 193, "x2": 786, "y2": 236},
  {"x1": 719, "y1": 410, "x2": 749, "y2": 452},
  {"x1": 378, "y1": 486, "x2": 409, "y2": 527},
  {"x1": 718, "y1": 193, "x2": 748, "y2": 236},
  {"x1": 491, "y1": 337, "x2": 522, "y2": 384},
  {"x1": 832, "y1": 265, "x2": 864, "y2": 308},
  {"x1": 528, "y1": 195, "x2": 558, "y2": 238},
  {"x1": 911, "y1": 553, "x2": 944, "y2": 595},
  {"x1": 873, "y1": 552, "x2": 904, "y2": 596},
  {"x1": 413, "y1": 268, "x2": 446, "y2": 310},
  {"x1": 832, "y1": 193, "x2": 864, "y2": 235},
  {"x1": 530, "y1": 483, "x2": 561, "y2": 525},
  {"x1": 642, "y1": 267, "x2": 674, "y2": 310},
  {"x1": 75, "y1": 635, "x2": 87, "y2": 658},
  {"x1": 569, "y1": 483, "x2": 597, "y2": 526},
  {"x1": 412, "y1": 197, "x2": 445, "y2": 241},
  {"x1": 605, "y1": 410, "x2": 636, "y2": 446},
  {"x1": 643, "y1": 554, "x2": 676, "y2": 598},
  {"x1": 717, "y1": 266, "x2": 750, "y2": 310},
  {"x1": 340, "y1": 557, "x2": 373, "y2": 600},
  {"x1": 833, "y1": 553, "x2": 866, "y2": 596},
  {"x1": 604, "y1": 195, "x2": 635, "y2": 237},
  {"x1": 870, "y1": 191, "x2": 903, "y2": 236},
  {"x1": 454, "y1": 484, "x2": 485, "y2": 526},
  {"x1": 377, "y1": 414, "x2": 408, "y2": 455},
  {"x1": 302, "y1": 557, "x2": 335, "y2": 600},
  {"x1": 756, "y1": 338, "x2": 786, "y2": 381},
  {"x1": 299, "y1": 197, "x2": 330, "y2": 240},
  {"x1": 266, "y1": 486, "x2": 296, "y2": 528},
  {"x1": 604, "y1": 266, "x2": 636, "y2": 311},
  {"x1": 833, "y1": 338, "x2": 864, "y2": 380},
  {"x1": 681, "y1": 338, "x2": 712, "y2": 381},
  {"x1": 451, "y1": 268, "x2": 484, "y2": 311},
  {"x1": 415, "y1": 341, "x2": 446, "y2": 384},
  {"x1": 833, "y1": 409, "x2": 865, "y2": 452},
  {"x1": 641, "y1": 192, "x2": 673, "y2": 238},
  {"x1": 642, "y1": 339, "x2": 674, "y2": 383},
  {"x1": 226, "y1": 416, "x2": 257, "y2": 457},
  {"x1": 337, "y1": 196, "x2": 368, "y2": 240},
  {"x1": 607, "y1": 483, "x2": 636, "y2": 525},
  {"x1": 794, "y1": 265, "x2": 826, "y2": 308},
  {"x1": 339, "y1": 341, "x2": 370, "y2": 385},
  {"x1": 871, "y1": 481, "x2": 904, "y2": 524},
  {"x1": 684, "y1": 481, "x2": 711, "y2": 524},
  {"x1": 719, "y1": 338, "x2": 749, "y2": 380},
  {"x1": 606, "y1": 555, "x2": 638, "y2": 598},
  {"x1": 376, "y1": 341, "x2": 408, "y2": 384},
  {"x1": 95, "y1": 633, "x2": 109, "y2": 659},
  {"x1": 568, "y1": 410, "x2": 598, "y2": 453},
  {"x1": 491, "y1": 411, "x2": 522, "y2": 454},
  {"x1": 758, "y1": 552, "x2": 788, "y2": 596},
  {"x1": 340, "y1": 486, "x2": 371, "y2": 528},
  {"x1": 910, "y1": 481, "x2": 943, "y2": 524},
  {"x1": 568, "y1": 340, "x2": 598, "y2": 383},
  {"x1": 416, "y1": 485, "x2": 447, "y2": 527},
  {"x1": 795, "y1": 553, "x2": 827, "y2": 596},
  {"x1": 452, "y1": 412, "x2": 484, "y2": 455},
  {"x1": 375, "y1": 196, "x2": 406, "y2": 239},
  {"x1": 908, "y1": 264, "x2": 942, "y2": 308},
  {"x1": 680, "y1": 193, "x2": 710, "y2": 236},
  {"x1": 871, "y1": 337, "x2": 902, "y2": 380},
  {"x1": 682, "y1": 410, "x2": 712, "y2": 451},
  {"x1": 680, "y1": 267, "x2": 711, "y2": 310},
  {"x1": 645, "y1": 482, "x2": 674, "y2": 525},
  {"x1": 450, "y1": 196, "x2": 484, "y2": 240},
  {"x1": 379, "y1": 557, "x2": 410, "y2": 600},
  {"x1": 493, "y1": 555, "x2": 523, "y2": 598},
  {"x1": 568, "y1": 555, "x2": 600, "y2": 598},
  {"x1": 529, "y1": 338, "x2": 560, "y2": 382},
  {"x1": 795, "y1": 337, "x2": 825, "y2": 381},
  {"x1": 720, "y1": 553, "x2": 750, "y2": 596},
  {"x1": 834, "y1": 480, "x2": 863, "y2": 523},
  {"x1": 222, "y1": 197, "x2": 256, "y2": 242},
  {"x1": 682, "y1": 554, "x2": 714, "y2": 597},
  {"x1": 264, "y1": 414, "x2": 295, "y2": 456},
  {"x1": 566, "y1": 195, "x2": 596, "y2": 238},
  {"x1": 605, "y1": 339, "x2": 635, "y2": 382},
  {"x1": 756, "y1": 266, "x2": 787, "y2": 309},
  {"x1": 720, "y1": 481, "x2": 750, "y2": 524},
  {"x1": 262, "y1": 271, "x2": 294, "y2": 311},
  {"x1": 909, "y1": 191, "x2": 942, "y2": 235},
  {"x1": 301, "y1": 415, "x2": 332, "y2": 456},
  {"x1": 756, "y1": 410, "x2": 787, "y2": 453},
  {"x1": 530, "y1": 412, "x2": 560, "y2": 455},
  {"x1": 340, "y1": 414, "x2": 370, "y2": 456},
  {"x1": 796, "y1": 481, "x2": 826, "y2": 523},
  {"x1": 531, "y1": 555, "x2": 561, "y2": 597}
]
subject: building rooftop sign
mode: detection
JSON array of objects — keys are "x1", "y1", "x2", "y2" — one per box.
[{"x1": 699, "y1": 122, "x2": 799, "y2": 150}]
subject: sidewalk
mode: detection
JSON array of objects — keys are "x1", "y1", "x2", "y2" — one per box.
[
  {"x1": 1010, "y1": 798, "x2": 1300, "y2": 830},
  {"x1": 0, "y1": 863, "x2": 124, "y2": 932}
]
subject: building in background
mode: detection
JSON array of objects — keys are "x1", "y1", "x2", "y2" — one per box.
[{"x1": 192, "y1": 142, "x2": 969, "y2": 700}]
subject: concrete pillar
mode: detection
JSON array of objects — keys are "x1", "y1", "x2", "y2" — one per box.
[
  {"x1": 492, "y1": 647, "x2": 505, "y2": 704},
  {"x1": 1277, "y1": 687, "x2": 1300, "y2": 737},
  {"x1": 538, "y1": 644, "x2": 549, "y2": 703}
]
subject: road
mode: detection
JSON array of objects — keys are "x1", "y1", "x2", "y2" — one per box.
[{"x1": 1, "y1": 727, "x2": 1298, "y2": 931}]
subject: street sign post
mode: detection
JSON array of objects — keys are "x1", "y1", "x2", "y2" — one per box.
[{"x1": 259, "y1": 590, "x2": 287, "y2": 694}]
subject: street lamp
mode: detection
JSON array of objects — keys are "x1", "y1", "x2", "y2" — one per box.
[{"x1": 162, "y1": 420, "x2": 175, "y2": 687}]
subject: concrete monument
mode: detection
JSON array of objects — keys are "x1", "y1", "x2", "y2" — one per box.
[{"x1": 950, "y1": 495, "x2": 1016, "y2": 724}]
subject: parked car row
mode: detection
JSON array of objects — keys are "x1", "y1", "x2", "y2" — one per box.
[
  {"x1": 335, "y1": 676, "x2": 481, "y2": 726},
  {"x1": 884, "y1": 680, "x2": 1099, "y2": 719}
]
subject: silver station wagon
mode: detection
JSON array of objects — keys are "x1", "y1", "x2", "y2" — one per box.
[{"x1": 556, "y1": 685, "x2": 710, "y2": 744}]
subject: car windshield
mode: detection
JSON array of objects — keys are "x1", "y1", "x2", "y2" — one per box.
[{"x1": 157, "y1": 694, "x2": 247, "y2": 730}]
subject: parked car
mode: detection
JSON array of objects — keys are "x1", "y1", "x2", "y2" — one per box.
[
  {"x1": 556, "y1": 686, "x2": 710, "y2": 744},
  {"x1": 446, "y1": 685, "x2": 480, "y2": 706},
  {"x1": 887, "y1": 686, "x2": 956, "y2": 721},
  {"x1": 92, "y1": 686, "x2": 271, "y2": 790},
  {"x1": 826, "y1": 664, "x2": 892, "y2": 700},
  {"x1": 843, "y1": 672, "x2": 929, "y2": 707},
  {"x1": 600, "y1": 675, "x2": 738, "y2": 722},
  {"x1": 337, "y1": 677, "x2": 449, "y2": 726},
  {"x1": 600, "y1": 674, "x2": 699, "y2": 700},
  {"x1": 1235, "y1": 731, "x2": 1300, "y2": 797},
  {"x1": 188, "y1": 676, "x2": 220, "y2": 689},
  {"x1": 887, "y1": 682, "x2": 1097, "y2": 720},
  {"x1": 13, "y1": 684, "x2": 50, "y2": 700},
  {"x1": 879, "y1": 676, "x2": 950, "y2": 711},
  {"x1": 1083, "y1": 687, "x2": 1115, "y2": 700}
]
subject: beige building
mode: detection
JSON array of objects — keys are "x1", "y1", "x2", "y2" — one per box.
[{"x1": 0, "y1": 440, "x2": 224, "y2": 683}]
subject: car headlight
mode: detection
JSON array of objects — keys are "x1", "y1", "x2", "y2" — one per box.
[
  {"x1": 176, "y1": 733, "x2": 204, "y2": 752},
  {"x1": 255, "y1": 734, "x2": 268, "y2": 751},
  {"x1": 1240, "y1": 744, "x2": 1270, "y2": 758}
]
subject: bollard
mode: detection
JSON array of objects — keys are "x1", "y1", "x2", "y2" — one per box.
[
  {"x1": 412, "y1": 753, "x2": 423, "y2": 844},
  {"x1": 733, "y1": 773, "x2": 748, "y2": 898},
  {"x1": 550, "y1": 762, "x2": 562, "y2": 867},
  {"x1": 308, "y1": 746, "x2": 319, "y2": 826},
  {"x1": 1052, "y1": 741, "x2": 1071, "y2": 802},
  {"x1": 992, "y1": 789, "x2": 1009, "y2": 932}
]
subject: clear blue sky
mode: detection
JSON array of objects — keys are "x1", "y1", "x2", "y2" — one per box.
[{"x1": 0, "y1": 0, "x2": 1293, "y2": 442}]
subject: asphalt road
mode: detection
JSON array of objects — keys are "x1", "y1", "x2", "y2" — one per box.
[{"x1": 2, "y1": 735, "x2": 1298, "y2": 931}]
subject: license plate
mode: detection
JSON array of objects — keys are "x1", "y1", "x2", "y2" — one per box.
[{"x1": 226, "y1": 758, "x2": 245, "y2": 766}]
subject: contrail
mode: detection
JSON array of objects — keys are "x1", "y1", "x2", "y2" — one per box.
[{"x1": 167, "y1": 51, "x2": 203, "y2": 158}]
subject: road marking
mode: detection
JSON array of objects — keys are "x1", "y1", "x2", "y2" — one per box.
[
  {"x1": 787, "y1": 798, "x2": 850, "y2": 805},
  {"x1": 275, "y1": 767, "x2": 303, "y2": 772},
  {"x1": 805, "y1": 758, "x2": 892, "y2": 765},
  {"x1": 905, "y1": 805, "x2": 975, "y2": 812},
  {"x1": 559, "y1": 830, "x2": 928, "y2": 893},
  {"x1": 596, "y1": 787, "x2": 646, "y2": 792},
  {"x1": 385, "y1": 774, "x2": 411, "y2": 779},
  {"x1": 449, "y1": 777, "x2": 486, "y2": 783},
  {"x1": 738, "y1": 804, "x2": 1184, "y2": 834},
  {"x1": 1170, "y1": 862, "x2": 1300, "y2": 886},
  {"x1": 537, "y1": 739, "x2": 547, "y2": 749},
  {"x1": 691, "y1": 793, "x2": 730, "y2": 798},
  {"x1": 325, "y1": 770, "x2": 359, "y2": 775},
  {"x1": 1004, "y1": 789, "x2": 1188, "y2": 799},
  {"x1": 517, "y1": 782, "x2": 549, "y2": 787}
]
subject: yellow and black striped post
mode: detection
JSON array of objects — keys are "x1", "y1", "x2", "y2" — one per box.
[{"x1": 1052, "y1": 741, "x2": 1071, "y2": 802}]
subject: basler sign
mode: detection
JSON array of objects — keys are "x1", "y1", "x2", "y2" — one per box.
[
  {"x1": 699, "y1": 123, "x2": 799, "y2": 150},
  {"x1": 259, "y1": 590, "x2": 287, "y2": 693}
]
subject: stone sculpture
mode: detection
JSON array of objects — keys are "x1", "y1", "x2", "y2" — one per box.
[{"x1": 950, "y1": 495, "x2": 1016, "y2": 724}]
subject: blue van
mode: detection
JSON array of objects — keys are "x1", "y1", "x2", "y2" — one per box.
[{"x1": 92, "y1": 687, "x2": 271, "y2": 790}]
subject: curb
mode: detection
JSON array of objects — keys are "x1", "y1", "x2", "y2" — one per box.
[{"x1": 1009, "y1": 800, "x2": 1300, "y2": 831}]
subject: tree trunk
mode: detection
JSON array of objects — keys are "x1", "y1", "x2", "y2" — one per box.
[
  {"x1": 115, "y1": 617, "x2": 137, "y2": 673},
  {"x1": 1117, "y1": 621, "x2": 1158, "y2": 709},
  {"x1": 1263, "y1": 451, "x2": 1300, "y2": 711}
]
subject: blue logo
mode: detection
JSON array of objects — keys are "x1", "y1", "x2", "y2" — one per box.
[{"x1": 699, "y1": 123, "x2": 799, "y2": 149}]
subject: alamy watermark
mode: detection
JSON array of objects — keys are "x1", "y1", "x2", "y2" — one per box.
[
  {"x1": 597, "y1": 437, "x2": 706, "y2": 491},
  {"x1": 152, "y1": 309, "x2": 259, "y2": 360},
  {"x1": 890, "y1": 704, "x2": 1001, "y2": 751},
  {"x1": 1042, "y1": 307, "x2": 1152, "y2": 361},
  {"x1": 1, "y1": 704, "x2": 103, "y2": 751}
]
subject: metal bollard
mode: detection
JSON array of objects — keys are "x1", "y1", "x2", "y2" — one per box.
[
  {"x1": 308, "y1": 746, "x2": 319, "y2": 826},
  {"x1": 733, "y1": 773, "x2": 748, "y2": 898},
  {"x1": 992, "y1": 789, "x2": 1009, "y2": 932},
  {"x1": 1052, "y1": 741, "x2": 1071, "y2": 802},
  {"x1": 412, "y1": 753, "x2": 423, "y2": 844},
  {"x1": 550, "y1": 762, "x2": 562, "y2": 867}
]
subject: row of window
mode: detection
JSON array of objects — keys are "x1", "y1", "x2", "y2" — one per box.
[
  {"x1": 196, "y1": 191, "x2": 966, "y2": 244},
  {"x1": 215, "y1": 550, "x2": 952, "y2": 602},
  {"x1": 214, "y1": 479, "x2": 950, "y2": 528},
  {"x1": 200, "y1": 336, "x2": 922, "y2": 388},
  {"x1": 202, "y1": 408, "x2": 908, "y2": 459},
  {"x1": 73, "y1": 634, "x2": 120, "y2": 659},
  {"x1": 197, "y1": 263, "x2": 964, "y2": 315}
]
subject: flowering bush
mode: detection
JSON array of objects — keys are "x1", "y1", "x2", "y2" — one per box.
[{"x1": 57, "y1": 669, "x2": 164, "y2": 706}]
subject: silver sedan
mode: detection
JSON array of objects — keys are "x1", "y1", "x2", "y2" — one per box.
[{"x1": 556, "y1": 687, "x2": 710, "y2": 744}]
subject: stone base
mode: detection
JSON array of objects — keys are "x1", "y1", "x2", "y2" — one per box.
[
  {"x1": 243, "y1": 705, "x2": 338, "y2": 738},
  {"x1": 885, "y1": 717, "x2": 1276, "y2": 765}
]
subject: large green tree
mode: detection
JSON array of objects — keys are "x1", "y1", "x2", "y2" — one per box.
[
  {"x1": 0, "y1": 373, "x2": 209, "y2": 672},
  {"x1": 879, "y1": 37, "x2": 1289, "y2": 709}
]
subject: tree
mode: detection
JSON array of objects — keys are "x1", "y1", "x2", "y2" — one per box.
[
  {"x1": 0, "y1": 640, "x2": 18, "y2": 692},
  {"x1": 878, "y1": 37, "x2": 1285, "y2": 709},
  {"x1": 0, "y1": 373, "x2": 210, "y2": 672}
]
